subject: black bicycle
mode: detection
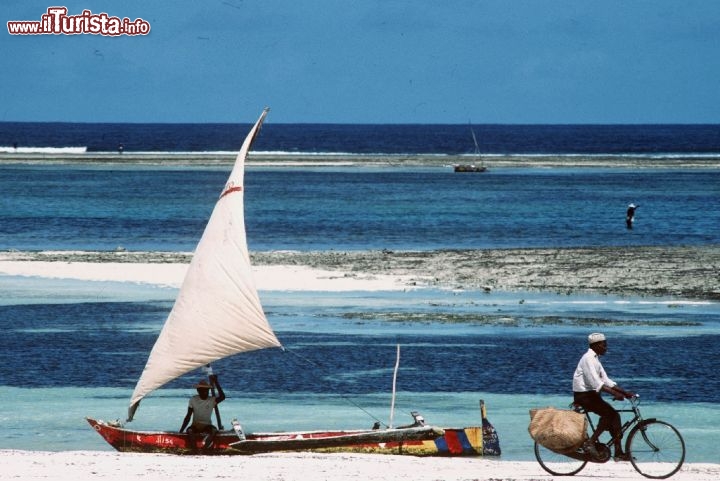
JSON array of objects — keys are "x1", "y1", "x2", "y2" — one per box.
[{"x1": 534, "y1": 396, "x2": 685, "y2": 479}]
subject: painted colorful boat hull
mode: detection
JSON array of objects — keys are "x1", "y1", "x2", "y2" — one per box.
[{"x1": 86, "y1": 417, "x2": 500, "y2": 457}]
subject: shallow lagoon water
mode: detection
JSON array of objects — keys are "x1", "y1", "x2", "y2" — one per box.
[
  {"x1": 3, "y1": 387, "x2": 717, "y2": 462},
  {"x1": 1, "y1": 279, "x2": 718, "y2": 461}
]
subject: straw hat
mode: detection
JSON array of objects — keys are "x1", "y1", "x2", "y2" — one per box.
[{"x1": 194, "y1": 380, "x2": 212, "y2": 389}]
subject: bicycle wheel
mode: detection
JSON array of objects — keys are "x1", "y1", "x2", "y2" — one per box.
[
  {"x1": 534, "y1": 441, "x2": 587, "y2": 476},
  {"x1": 626, "y1": 420, "x2": 685, "y2": 479}
]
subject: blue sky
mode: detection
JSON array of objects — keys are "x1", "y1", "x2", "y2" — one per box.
[{"x1": 2, "y1": 1, "x2": 719, "y2": 123}]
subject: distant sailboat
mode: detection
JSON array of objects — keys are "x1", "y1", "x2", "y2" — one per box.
[
  {"x1": 87, "y1": 108, "x2": 500, "y2": 456},
  {"x1": 454, "y1": 126, "x2": 488, "y2": 173}
]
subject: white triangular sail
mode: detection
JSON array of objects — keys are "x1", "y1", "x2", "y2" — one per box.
[{"x1": 128, "y1": 108, "x2": 280, "y2": 421}]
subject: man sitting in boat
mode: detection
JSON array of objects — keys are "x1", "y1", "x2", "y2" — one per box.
[{"x1": 179, "y1": 375, "x2": 225, "y2": 449}]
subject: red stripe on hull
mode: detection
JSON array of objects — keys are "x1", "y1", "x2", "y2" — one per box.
[{"x1": 443, "y1": 430, "x2": 464, "y2": 455}]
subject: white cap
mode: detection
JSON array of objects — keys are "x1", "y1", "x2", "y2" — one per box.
[
  {"x1": 628, "y1": 203, "x2": 636, "y2": 208},
  {"x1": 588, "y1": 333, "x2": 606, "y2": 345}
]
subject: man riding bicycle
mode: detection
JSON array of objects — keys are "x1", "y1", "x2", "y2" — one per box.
[{"x1": 572, "y1": 333, "x2": 635, "y2": 462}]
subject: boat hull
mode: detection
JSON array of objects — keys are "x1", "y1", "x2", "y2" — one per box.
[
  {"x1": 454, "y1": 164, "x2": 487, "y2": 172},
  {"x1": 86, "y1": 417, "x2": 499, "y2": 456}
]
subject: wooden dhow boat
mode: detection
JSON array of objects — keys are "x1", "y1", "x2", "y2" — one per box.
[
  {"x1": 87, "y1": 109, "x2": 500, "y2": 456},
  {"x1": 454, "y1": 125, "x2": 488, "y2": 173}
]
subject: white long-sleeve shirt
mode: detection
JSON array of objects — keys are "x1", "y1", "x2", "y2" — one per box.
[{"x1": 572, "y1": 348, "x2": 616, "y2": 392}]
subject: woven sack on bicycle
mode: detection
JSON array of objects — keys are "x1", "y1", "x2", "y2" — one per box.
[{"x1": 528, "y1": 407, "x2": 588, "y2": 452}]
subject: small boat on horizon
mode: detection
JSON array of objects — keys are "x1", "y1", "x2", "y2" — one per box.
[
  {"x1": 454, "y1": 164, "x2": 487, "y2": 172},
  {"x1": 87, "y1": 108, "x2": 500, "y2": 457},
  {"x1": 454, "y1": 126, "x2": 488, "y2": 173}
]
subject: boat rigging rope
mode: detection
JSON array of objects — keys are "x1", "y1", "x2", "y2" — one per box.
[{"x1": 282, "y1": 347, "x2": 390, "y2": 429}]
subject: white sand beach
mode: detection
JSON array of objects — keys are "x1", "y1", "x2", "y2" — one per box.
[
  {"x1": 1, "y1": 450, "x2": 718, "y2": 481},
  {"x1": 0, "y1": 252, "x2": 416, "y2": 292}
]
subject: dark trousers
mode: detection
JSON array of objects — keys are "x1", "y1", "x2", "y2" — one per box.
[
  {"x1": 186, "y1": 424, "x2": 218, "y2": 450},
  {"x1": 574, "y1": 391, "x2": 621, "y2": 441}
]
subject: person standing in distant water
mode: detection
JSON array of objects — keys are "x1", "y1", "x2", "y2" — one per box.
[
  {"x1": 626, "y1": 203, "x2": 638, "y2": 229},
  {"x1": 180, "y1": 374, "x2": 225, "y2": 450}
]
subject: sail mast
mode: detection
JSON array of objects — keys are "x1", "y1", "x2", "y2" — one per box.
[{"x1": 128, "y1": 108, "x2": 279, "y2": 421}]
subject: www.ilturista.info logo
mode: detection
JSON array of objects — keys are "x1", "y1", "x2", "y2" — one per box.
[{"x1": 7, "y1": 7, "x2": 150, "y2": 36}]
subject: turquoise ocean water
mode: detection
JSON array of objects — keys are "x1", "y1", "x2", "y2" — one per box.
[{"x1": 0, "y1": 122, "x2": 719, "y2": 461}]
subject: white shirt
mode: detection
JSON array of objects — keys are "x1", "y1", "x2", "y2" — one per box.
[
  {"x1": 188, "y1": 395, "x2": 217, "y2": 427},
  {"x1": 572, "y1": 348, "x2": 616, "y2": 392}
]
